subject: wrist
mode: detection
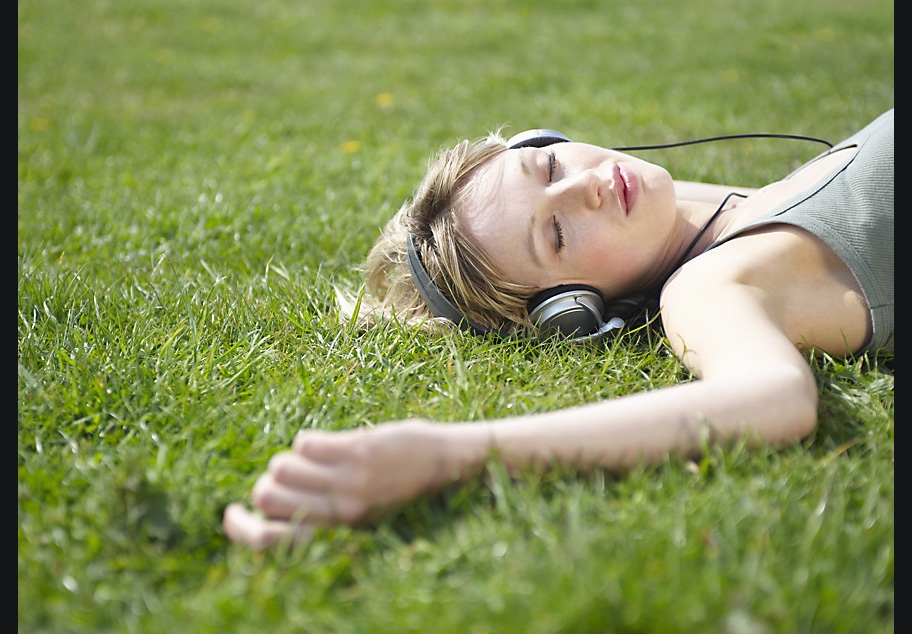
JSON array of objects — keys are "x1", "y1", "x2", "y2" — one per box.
[{"x1": 432, "y1": 421, "x2": 495, "y2": 485}]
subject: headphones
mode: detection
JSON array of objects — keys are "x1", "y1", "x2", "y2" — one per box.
[
  {"x1": 405, "y1": 126, "x2": 832, "y2": 341},
  {"x1": 405, "y1": 127, "x2": 649, "y2": 343}
]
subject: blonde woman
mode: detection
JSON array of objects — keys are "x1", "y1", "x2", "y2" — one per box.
[{"x1": 224, "y1": 109, "x2": 893, "y2": 549}]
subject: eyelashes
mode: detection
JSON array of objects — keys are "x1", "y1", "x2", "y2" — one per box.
[
  {"x1": 548, "y1": 151, "x2": 563, "y2": 251},
  {"x1": 553, "y1": 216, "x2": 565, "y2": 252}
]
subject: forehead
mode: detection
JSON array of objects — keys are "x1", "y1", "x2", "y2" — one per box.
[
  {"x1": 458, "y1": 148, "x2": 530, "y2": 241},
  {"x1": 456, "y1": 149, "x2": 549, "y2": 286},
  {"x1": 461, "y1": 151, "x2": 509, "y2": 211}
]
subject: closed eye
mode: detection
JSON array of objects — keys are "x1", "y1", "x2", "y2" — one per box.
[
  {"x1": 553, "y1": 216, "x2": 565, "y2": 252},
  {"x1": 547, "y1": 151, "x2": 557, "y2": 182}
]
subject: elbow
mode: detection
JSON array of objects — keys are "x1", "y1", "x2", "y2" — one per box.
[
  {"x1": 723, "y1": 362, "x2": 818, "y2": 446},
  {"x1": 791, "y1": 390, "x2": 819, "y2": 441},
  {"x1": 775, "y1": 363, "x2": 819, "y2": 442}
]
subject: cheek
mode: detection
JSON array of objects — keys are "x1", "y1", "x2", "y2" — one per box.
[
  {"x1": 580, "y1": 232, "x2": 656, "y2": 292},
  {"x1": 580, "y1": 236, "x2": 633, "y2": 276}
]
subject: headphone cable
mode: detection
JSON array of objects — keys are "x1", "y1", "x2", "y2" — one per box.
[{"x1": 612, "y1": 132, "x2": 833, "y2": 152}]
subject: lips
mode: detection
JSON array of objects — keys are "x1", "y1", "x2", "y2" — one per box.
[{"x1": 616, "y1": 163, "x2": 638, "y2": 214}]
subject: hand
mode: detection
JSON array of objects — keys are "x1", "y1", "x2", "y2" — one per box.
[{"x1": 223, "y1": 419, "x2": 463, "y2": 549}]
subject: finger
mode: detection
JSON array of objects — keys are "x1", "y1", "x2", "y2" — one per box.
[
  {"x1": 292, "y1": 428, "x2": 363, "y2": 461},
  {"x1": 251, "y1": 473, "x2": 331, "y2": 519},
  {"x1": 251, "y1": 473, "x2": 363, "y2": 524},
  {"x1": 267, "y1": 451, "x2": 338, "y2": 491},
  {"x1": 222, "y1": 503, "x2": 314, "y2": 550}
]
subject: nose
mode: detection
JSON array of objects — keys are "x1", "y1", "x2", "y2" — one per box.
[{"x1": 557, "y1": 169, "x2": 602, "y2": 211}]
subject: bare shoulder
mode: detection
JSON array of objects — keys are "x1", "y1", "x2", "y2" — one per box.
[
  {"x1": 674, "y1": 180, "x2": 758, "y2": 205},
  {"x1": 661, "y1": 225, "x2": 872, "y2": 365}
]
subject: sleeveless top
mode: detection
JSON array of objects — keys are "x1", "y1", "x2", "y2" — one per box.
[{"x1": 709, "y1": 109, "x2": 894, "y2": 353}]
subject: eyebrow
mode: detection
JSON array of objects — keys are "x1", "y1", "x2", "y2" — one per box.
[
  {"x1": 527, "y1": 212, "x2": 541, "y2": 268},
  {"x1": 518, "y1": 149, "x2": 531, "y2": 176},
  {"x1": 516, "y1": 149, "x2": 543, "y2": 269}
]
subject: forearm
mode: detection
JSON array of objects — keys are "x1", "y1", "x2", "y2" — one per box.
[{"x1": 442, "y1": 367, "x2": 818, "y2": 475}]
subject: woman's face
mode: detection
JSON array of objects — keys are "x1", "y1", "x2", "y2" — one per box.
[{"x1": 458, "y1": 142, "x2": 679, "y2": 298}]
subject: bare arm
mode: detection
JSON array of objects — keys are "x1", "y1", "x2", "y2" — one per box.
[
  {"x1": 475, "y1": 271, "x2": 818, "y2": 472},
  {"x1": 224, "y1": 267, "x2": 818, "y2": 548}
]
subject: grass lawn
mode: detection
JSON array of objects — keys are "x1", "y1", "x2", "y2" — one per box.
[{"x1": 19, "y1": 0, "x2": 893, "y2": 632}]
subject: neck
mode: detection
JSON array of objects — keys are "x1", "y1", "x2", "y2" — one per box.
[
  {"x1": 636, "y1": 195, "x2": 743, "y2": 293},
  {"x1": 618, "y1": 194, "x2": 747, "y2": 300},
  {"x1": 675, "y1": 194, "x2": 745, "y2": 262}
]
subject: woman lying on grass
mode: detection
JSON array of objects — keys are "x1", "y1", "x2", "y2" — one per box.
[{"x1": 224, "y1": 108, "x2": 893, "y2": 549}]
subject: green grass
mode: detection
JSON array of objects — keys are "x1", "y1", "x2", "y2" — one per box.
[{"x1": 19, "y1": 0, "x2": 893, "y2": 632}]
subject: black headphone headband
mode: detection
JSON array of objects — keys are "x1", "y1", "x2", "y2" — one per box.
[
  {"x1": 405, "y1": 234, "x2": 492, "y2": 335},
  {"x1": 505, "y1": 129, "x2": 572, "y2": 149}
]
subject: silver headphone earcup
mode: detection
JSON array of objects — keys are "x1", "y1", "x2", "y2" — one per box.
[{"x1": 529, "y1": 289, "x2": 605, "y2": 338}]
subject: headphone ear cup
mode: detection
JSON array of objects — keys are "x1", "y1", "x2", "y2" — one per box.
[
  {"x1": 528, "y1": 285, "x2": 605, "y2": 338},
  {"x1": 603, "y1": 295, "x2": 660, "y2": 326}
]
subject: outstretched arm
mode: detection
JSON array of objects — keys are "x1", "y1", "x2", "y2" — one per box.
[
  {"x1": 224, "y1": 270, "x2": 818, "y2": 549},
  {"x1": 224, "y1": 366, "x2": 815, "y2": 549}
]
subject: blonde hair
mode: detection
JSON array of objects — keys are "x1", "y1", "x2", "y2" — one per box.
[{"x1": 339, "y1": 133, "x2": 540, "y2": 334}]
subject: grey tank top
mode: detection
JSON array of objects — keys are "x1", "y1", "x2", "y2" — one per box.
[{"x1": 709, "y1": 109, "x2": 894, "y2": 353}]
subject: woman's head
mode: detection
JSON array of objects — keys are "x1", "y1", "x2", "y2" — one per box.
[
  {"x1": 353, "y1": 131, "x2": 539, "y2": 334},
  {"x1": 352, "y1": 131, "x2": 678, "y2": 334}
]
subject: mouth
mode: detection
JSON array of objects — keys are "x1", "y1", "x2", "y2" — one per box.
[{"x1": 616, "y1": 164, "x2": 638, "y2": 214}]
